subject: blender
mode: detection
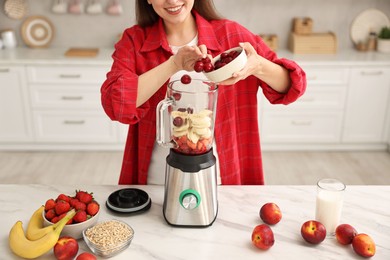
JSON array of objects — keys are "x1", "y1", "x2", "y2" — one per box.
[{"x1": 156, "y1": 79, "x2": 218, "y2": 227}]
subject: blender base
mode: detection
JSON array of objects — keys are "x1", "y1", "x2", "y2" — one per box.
[{"x1": 163, "y1": 149, "x2": 218, "y2": 227}]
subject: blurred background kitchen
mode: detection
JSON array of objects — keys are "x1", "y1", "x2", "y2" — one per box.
[{"x1": 1, "y1": 0, "x2": 390, "y2": 185}]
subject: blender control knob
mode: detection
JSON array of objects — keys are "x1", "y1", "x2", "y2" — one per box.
[{"x1": 179, "y1": 189, "x2": 201, "y2": 210}]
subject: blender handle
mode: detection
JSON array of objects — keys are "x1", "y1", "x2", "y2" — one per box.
[{"x1": 156, "y1": 97, "x2": 176, "y2": 148}]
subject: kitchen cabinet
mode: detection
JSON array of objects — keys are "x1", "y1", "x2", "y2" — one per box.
[
  {"x1": 0, "y1": 66, "x2": 33, "y2": 142},
  {"x1": 342, "y1": 67, "x2": 390, "y2": 143},
  {"x1": 27, "y1": 65, "x2": 118, "y2": 144},
  {"x1": 260, "y1": 66, "x2": 348, "y2": 145}
]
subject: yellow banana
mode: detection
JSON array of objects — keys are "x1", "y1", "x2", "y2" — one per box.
[
  {"x1": 9, "y1": 209, "x2": 75, "y2": 259},
  {"x1": 26, "y1": 205, "x2": 61, "y2": 240}
]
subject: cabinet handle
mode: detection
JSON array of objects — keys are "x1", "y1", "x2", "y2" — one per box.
[
  {"x1": 61, "y1": 96, "x2": 83, "y2": 100},
  {"x1": 63, "y1": 120, "x2": 85, "y2": 125},
  {"x1": 291, "y1": 120, "x2": 312, "y2": 126},
  {"x1": 59, "y1": 74, "x2": 81, "y2": 78},
  {"x1": 360, "y1": 71, "x2": 383, "y2": 76},
  {"x1": 0, "y1": 68, "x2": 10, "y2": 73}
]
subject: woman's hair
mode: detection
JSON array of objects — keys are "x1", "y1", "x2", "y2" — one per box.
[{"x1": 136, "y1": 0, "x2": 223, "y2": 27}]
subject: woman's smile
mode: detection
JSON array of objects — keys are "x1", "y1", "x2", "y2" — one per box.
[{"x1": 165, "y1": 5, "x2": 184, "y2": 14}]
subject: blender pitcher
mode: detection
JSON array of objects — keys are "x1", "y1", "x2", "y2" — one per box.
[
  {"x1": 156, "y1": 79, "x2": 218, "y2": 155},
  {"x1": 156, "y1": 79, "x2": 219, "y2": 227}
]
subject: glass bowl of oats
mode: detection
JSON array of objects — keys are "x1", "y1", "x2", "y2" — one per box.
[{"x1": 83, "y1": 220, "x2": 134, "y2": 257}]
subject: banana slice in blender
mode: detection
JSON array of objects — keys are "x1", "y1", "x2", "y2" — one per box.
[
  {"x1": 173, "y1": 129, "x2": 188, "y2": 138},
  {"x1": 201, "y1": 128, "x2": 212, "y2": 139},
  {"x1": 187, "y1": 128, "x2": 200, "y2": 144},
  {"x1": 198, "y1": 128, "x2": 211, "y2": 139},
  {"x1": 198, "y1": 109, "x2": 213, "y2": 117},
  {"x1": 190, "y1": 115, "x2": 211, "y2": 128},
  {"x1": 193, "y1": 127, "x2": 208, "y2": 136}
]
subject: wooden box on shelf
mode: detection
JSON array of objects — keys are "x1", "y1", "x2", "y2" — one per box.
[
  {"x1": 288, "y1": 32, "x2": 337, "y2": 54},
  {"x1": 293, "y1": 17, "x2": 313, "y2": 35},
  {"x1": 259, "y1": 34, "x2": 278, "y2": 51}
]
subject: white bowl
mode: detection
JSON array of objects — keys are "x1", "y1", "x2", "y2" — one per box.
[
  {"x1": 43, "y1": 210, "x2": 100, "y2": 239},
  {"x1": 203, "y1": 46, "x2": 247, "y2": 83}
]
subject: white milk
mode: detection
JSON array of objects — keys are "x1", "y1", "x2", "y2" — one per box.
[{"x1": 315, "y1": 190, "x2": 343, "y2": 235}]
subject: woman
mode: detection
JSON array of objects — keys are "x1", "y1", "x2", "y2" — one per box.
[{"x1": 101, "y1": 0, "x2": 306, "y2": 185}]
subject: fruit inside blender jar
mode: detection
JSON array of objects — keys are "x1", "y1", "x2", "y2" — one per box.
[{"x1": 171, "y1": 108, "x2": 213, "y2": 154}]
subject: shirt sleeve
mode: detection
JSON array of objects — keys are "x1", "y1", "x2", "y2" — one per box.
[
  {"x1": 100, "y1": 29, "x2": 150, "y2": 125},
  {"x1": 255, "y1": 35, "x2": 307, "y2": 105}
]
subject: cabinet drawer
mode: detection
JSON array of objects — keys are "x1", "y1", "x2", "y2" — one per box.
[
  {"x1": 27, "y1": 65, "x2": 108, "y2": 84},
  {"x1": 302, "y1": 67, "x2": 349, "y2": 85},
  {"x1": 33, "y1": 111, "x2": 116, "y2": 143},
  {"x1": 264, "y1": 86, "x2": 346, "y2": 111},
  {"x1": 30, "y1": 85, "x2": 101, "y2": 108},
  {"x1": 261, "y1": 112, "x2": 342, "y2": 143}
]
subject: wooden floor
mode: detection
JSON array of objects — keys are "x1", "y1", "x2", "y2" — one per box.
[{"x1": 0, "y1": 151, "x2": 389, "y2": 185}]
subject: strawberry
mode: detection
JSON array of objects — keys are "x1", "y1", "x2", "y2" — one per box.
[
  {"x1": 44, "y1": 199, "x2": 56, "y2": 211},
  {"x1": 56, "y1": 193, "x2": 70, "y2": 203},
  {"x1": 87, "y1": 201, "x2": 100, "y2": 216},
  {"x1": 45, "y1": 209, "x2": 56, "y2": 221},
  {"x1": 73, "y1": 210, "x2": 87, "y2": 223},
  {"x1": 76, "y1": 190, "x2": 93, "y2": 204},
  {"x1": 55, "y1": 200, "x2": 71, "y2": 215},
  {"x1": 69, "y1": 198, "x2": 79, "y2": 208},
  {"x1": 74, "y1": 201, "x2": 87, "y2": 211},
  {"x1": 51, "y1": 216, "x2": 59, "y2": 223}
]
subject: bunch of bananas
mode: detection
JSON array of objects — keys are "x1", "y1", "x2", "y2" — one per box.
[{"x1": 8, "y1": 206, "x2": 76, "y2": 259}]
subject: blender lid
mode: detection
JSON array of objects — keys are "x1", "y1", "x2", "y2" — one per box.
[{"x1": 106, "y1": 188, "x2": 151, "y2": 214}]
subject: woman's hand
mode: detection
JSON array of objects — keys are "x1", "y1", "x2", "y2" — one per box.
[
  {"x1": 218, "y1": 42, "x2": 290, "y2": 93},
  {"x1": 218, "y1": 42, "x2": 261, "y2": 85},
  {"x1": 171, "y1": 44, "x2": 209, "y2": 71}
]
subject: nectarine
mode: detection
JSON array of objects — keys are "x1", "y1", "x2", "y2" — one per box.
[
  {"x1": 300, "y1": 220, "x2": 326, "y2": 244},
  {"x1": 251, "y1": 224, "x2": 275, "y2": 250},
  {"x1": 260, "y1": 202, "x2": 282, "y2": 225}
]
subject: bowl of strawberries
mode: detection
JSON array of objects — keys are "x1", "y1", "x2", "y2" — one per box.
[
  {"x1": 42, "y1": 190, "x2": 100, "y2": 239},
  {"x1": 199, "y1": 46, "x2": 247, "y2": 83}
]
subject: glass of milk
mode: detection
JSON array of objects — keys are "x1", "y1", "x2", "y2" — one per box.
[{"x1": 315, "y1": 178, "x2": 346, "y2": 236}]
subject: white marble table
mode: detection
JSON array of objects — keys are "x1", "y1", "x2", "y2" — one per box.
[{"x1": 1, "y1": 185, "x2": 389, "y2": 259}]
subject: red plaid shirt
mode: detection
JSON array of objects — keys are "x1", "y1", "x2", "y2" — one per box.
[{"x1": 101, "y1": 11, "x2": 306, "y2": 185}]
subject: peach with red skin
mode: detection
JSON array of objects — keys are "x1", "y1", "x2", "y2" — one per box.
[
  {"x1": 251, "y1": 224, "x2": 275, "y2": 250},
  {"x1": 260, "y1": 202, "x2": 282, "y2": 225},
  {"x1": 54, "y1": 236, "x2": 79, "y2": 260},
  {"x1": 352, "y1": 233, "x2": 376, "y2": 258},
  {"x1": 300, "y1": 220, "x2": 326, "y2": 244},
  {"x1": 76, "y1": 252, "x2": 97, "y2": 260},
  {"x1": 335, "y1": 224, "x2": 357, "y2": 245}
]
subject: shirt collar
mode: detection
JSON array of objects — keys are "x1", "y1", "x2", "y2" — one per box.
[{"x1": 140, "y1": 10, "x2": 222, "y2": 54}]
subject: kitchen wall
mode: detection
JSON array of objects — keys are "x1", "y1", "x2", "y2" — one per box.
[{"x1": 0, "y1": 0, "x2": 390, "y2": 50}]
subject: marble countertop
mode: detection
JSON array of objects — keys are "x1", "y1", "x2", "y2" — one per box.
[
  {"x1": 1, "y1": 184, "x2": 389, "y2": 259},
  {"x1": 1, "y1": 47, "x2": 390, "y2": 66}
]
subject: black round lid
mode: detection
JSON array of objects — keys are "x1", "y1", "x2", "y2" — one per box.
[{"x1": 106, "y1": 188, "x2": 151, "y2": 214}]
